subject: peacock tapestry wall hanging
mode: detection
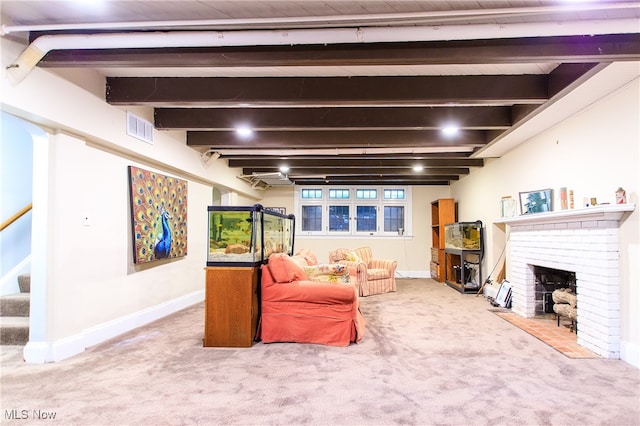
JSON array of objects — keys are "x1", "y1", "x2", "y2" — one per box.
[{"x1": 128, "y1": 166, "x2": 188, "y2": 264}]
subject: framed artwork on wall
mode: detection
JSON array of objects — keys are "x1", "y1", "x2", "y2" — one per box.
[
  {"x1": 128, "y1": 166, "x2": 188, "y2": 264},
  {"x1": 519, "y1": 188, "x2": 553, "y2": 215}
]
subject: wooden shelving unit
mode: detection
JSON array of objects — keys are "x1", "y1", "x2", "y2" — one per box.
[{"x1": 430, "y1": 198, "x2": 456, "y2": 282}]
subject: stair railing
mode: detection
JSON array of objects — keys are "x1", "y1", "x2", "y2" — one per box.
[{"x1": 0, "y1": 203, "x2": 32, "y2": 232}]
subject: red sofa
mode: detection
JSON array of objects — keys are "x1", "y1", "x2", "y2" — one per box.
[{"x1": 257, "y1": 253, "x2": 366, "y2": 346}]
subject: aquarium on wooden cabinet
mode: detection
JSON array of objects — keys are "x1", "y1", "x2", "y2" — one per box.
[
  {"x1": 207, "y1": 204, "x2": 295, "y2": 266},
  {"x1": 444, "y1": 221, "x2": 483, "y2": 250}
]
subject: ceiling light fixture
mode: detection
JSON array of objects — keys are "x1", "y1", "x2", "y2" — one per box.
[
  {"x1": 279, "y1": 166, "x2": 290, "y2": 173},
  {"x1": 442, "y1": 125, "x2": 460, "y2": 136},
  {"x1": 413, "y1": 165, "x2": 424, "y2": 172},
  {"x1": 235, "y1": 126, "x2": 254, "y2": 138}
]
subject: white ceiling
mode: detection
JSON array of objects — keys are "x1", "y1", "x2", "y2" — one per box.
[{"x1": 2, "y1": 1, "x2": 637, "y2": 28}]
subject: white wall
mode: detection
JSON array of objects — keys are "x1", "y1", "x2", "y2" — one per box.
[
  {"x1": 451, "y1": 73, "x2": 640, "y2": 366},
  {"x1": 33, "y1": 132, "x2": 210, "y2": 337},
  {"x1": 1, "y1": 37, "x2": 265, "y2": 362}
]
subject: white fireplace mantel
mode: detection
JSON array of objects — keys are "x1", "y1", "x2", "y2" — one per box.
[{"x1": 494, "y1": 203, "x2": 635, "y2": 226}]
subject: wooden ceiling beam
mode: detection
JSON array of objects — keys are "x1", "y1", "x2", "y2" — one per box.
[
  {"x1": 187, "y1": 129, "x2": 488, "y2": 148},
  {"x1": 229, "y1": 157, "x2": 483, "y2": 168},
  {"x1": 221, "y1": 152, "x2": 474, "y2": 160},
  {"x1": 295, "y1": 182, "x2": 451, "y2": 186},
  {"x1": 242, "y1": 167, "x2": 469, "y2": 175},
  {"x1": 39, "y1": 34, "x2": 640, "y2": 68},
  {"x1": 291, "y1": 178, "x2": 453, "y2": 186},
  {"x1": 547, "y1": 62, "x2": 602, "y2": 97},
  {"x1": 107, "y1": 75, "x2": 547, "y2": 107},
  {"x1": 219, "y1": 153, "x2": 472, "y2": 160},
  {"x1": 156, "y1": 106, "x2": 512, "y2": 130}
]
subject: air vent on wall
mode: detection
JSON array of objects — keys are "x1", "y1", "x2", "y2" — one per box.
[{"x1": 126, "y1": 111, "x2": 154, "y2": 144}]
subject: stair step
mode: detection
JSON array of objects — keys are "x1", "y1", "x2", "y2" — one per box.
[
  {"x1": 18, "y1": 274, "x2": 30, "y2": 293},
  {"x1": 0, "y1": 317, "x2": 29, "y2": 345},
  {"x1": 0, "y1": 293, "x2": 30, "y2": 317}
]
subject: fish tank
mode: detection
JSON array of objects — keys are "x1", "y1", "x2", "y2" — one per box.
[
  {"x1": 207, "y1": 204, "x2": 295, "y2": 266},
  {"x1": 444, "y1": 221, "x2": 483, "y2": 251}
]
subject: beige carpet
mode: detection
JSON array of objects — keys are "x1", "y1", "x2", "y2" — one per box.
[{"x1": 1, "y1": 279, "x2": 639, "y2": 425}]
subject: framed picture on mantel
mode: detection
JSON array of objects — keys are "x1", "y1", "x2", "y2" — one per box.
[{"x1": 519, "y1": 188, "x2": 553, "y2": 215}]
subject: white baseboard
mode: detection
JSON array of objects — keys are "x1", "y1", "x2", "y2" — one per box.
[
  {"x1": 23, "y1": 341, "x2": 49, "y2": 364},
  {"x1": 620, "y1": 340, "x2": 640, "y2": 369},
  {"x1": 396, "y1": 270, "x2": 430, "y2": 279},
  {"x1": 23, "y1": 289, "x2": 205, "y2": 364}
]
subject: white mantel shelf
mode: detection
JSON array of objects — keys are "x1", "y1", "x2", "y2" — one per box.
[{"x1": 494, "y1": 203, "x2": 635, "y2": 226}]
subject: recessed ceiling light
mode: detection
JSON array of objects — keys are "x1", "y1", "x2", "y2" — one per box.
[
  {"x1": 235, "y1": 126, "x2": 254, "y2": 138},
  {"x1": 442, "y1": 125, "x2": 460, "y2": 136},
  {"x1": 279, "y1": 166, "x2": 290, "y2": 173},
  {"x1": 413, "y1": 165, "x2": 424, "y2": 172}
]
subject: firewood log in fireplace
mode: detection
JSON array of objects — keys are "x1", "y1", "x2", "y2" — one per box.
[
  {"x1": 552, "y1": 288, "x2": 577, "y2": 321},
  {"x1": 553, "y1": 303, "x2": 577, "y2": 321}
]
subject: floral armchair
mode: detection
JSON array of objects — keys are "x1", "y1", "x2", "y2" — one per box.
[{"x1": 328, "y1": 247, "x2": 397, "y2": 297}]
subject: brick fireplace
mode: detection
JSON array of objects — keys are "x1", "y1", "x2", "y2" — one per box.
[{"x1": 495, "y1": 204, "x2": 634, "y2": 359}]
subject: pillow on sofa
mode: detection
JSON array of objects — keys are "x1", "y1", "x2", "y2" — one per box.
[
  {"x1": 304, "y1": 264, "x2": 350, "y2": 284},
  {"x1": 308, "y1": 274, "x2": 350, "y2": 284},
  {"x1": 290, "y1": 255, "x2": 308, "y2": 269},
  {"x1": 268, "y1": 253, "x2": 307, "y2": 283},
  {"x1": 310, "y1": 264, "x2": 348, "y2": 276},
  {"x1": 343, "y1": 251, "x2": 362, "y2": 263},
  {"x1": 295, "y1": 248, "x2": 318, "y2": 266}
]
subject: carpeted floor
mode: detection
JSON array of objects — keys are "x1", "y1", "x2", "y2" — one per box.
[{"x1": 1, "y1": 279, "x2": 639, "y2": 425}]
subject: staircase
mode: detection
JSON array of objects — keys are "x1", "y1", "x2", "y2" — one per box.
[{"x1": 0, "y1": 274, "x2": 30, "y2": 345}]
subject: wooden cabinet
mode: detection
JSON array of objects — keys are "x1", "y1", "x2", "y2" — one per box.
[
  {"x1": 204, "y1": 266, "x2": 259, "y2": 347},
  {"x1": 430, "y1": 199, "x2": 456, "y2": 282}
]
